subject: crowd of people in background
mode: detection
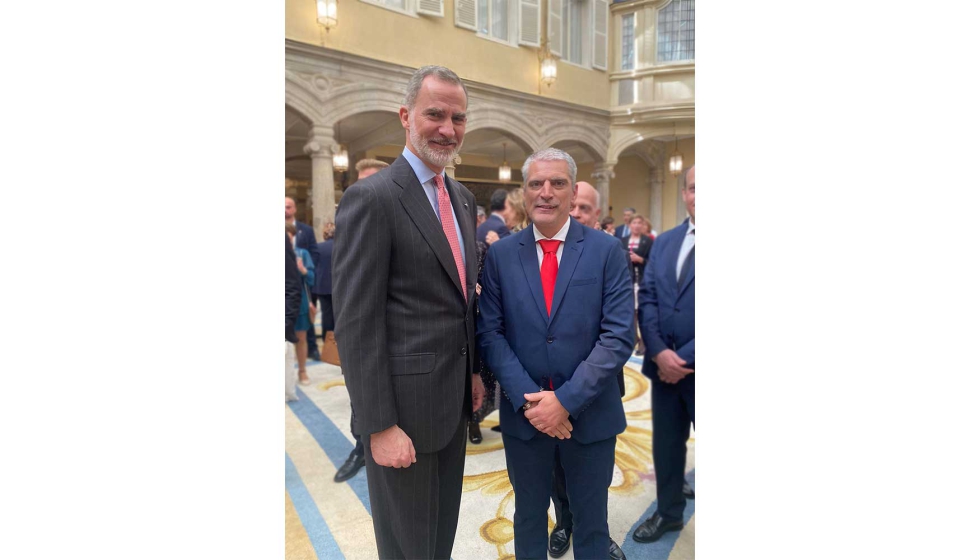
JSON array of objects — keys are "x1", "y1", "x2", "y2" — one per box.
[{"x1": 284, "y1": 64, "x2": 694, "y2": 560}]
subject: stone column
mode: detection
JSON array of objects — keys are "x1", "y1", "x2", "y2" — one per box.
[
  {"x1": 304, "y1": 124, "x2": 337, "y2": 242},
  {"x1": 591, "y1": 164, "x2": 616, "y2": 218},
  {"x1": 446, "y1": 154, "x2": 461, "y2": 180}
]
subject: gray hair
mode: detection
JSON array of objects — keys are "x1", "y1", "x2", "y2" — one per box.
[
  {"x1": 521, "y1": 148, "x2": 577, "y2": 186},
  {"x1": 404, "y1": 65, "x2": 468, "y2": 111},
  {"x1": 476, "y1": 205, "x2": 486, "y2": 218}
]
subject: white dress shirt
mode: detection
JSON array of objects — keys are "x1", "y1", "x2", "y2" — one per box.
[
  {"x1": 676, "y1": 219, "x2": 695, "y2": 281},
  {"x1": 532, "y1": 217, "x2": 571, "y2": 268}
]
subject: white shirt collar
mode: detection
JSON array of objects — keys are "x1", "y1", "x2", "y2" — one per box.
[
  {"x1": 532, "y1": 216, "x2": 571, "y2": 244},
  {"x1": 686, "y1": 219, "x2": 695, "y2": 235}
]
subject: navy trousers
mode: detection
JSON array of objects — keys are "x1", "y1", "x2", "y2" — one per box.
[
  {"x1": 503, "y1": 432, "x2": 616, "y2": 559},
  {"x1": 652, "y1": 373, "x2": 695, "y2": 522}
]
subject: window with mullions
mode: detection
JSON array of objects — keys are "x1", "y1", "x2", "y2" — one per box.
[
  {"x1": 621, "y1": 13, "x2": 635, "y2": 70},
  {"x1": 478, "y1": 0, "x2": 510, "y2": 41},
  {"x1": 657, "y1": 0, "x2": 694, "y2": 62}
]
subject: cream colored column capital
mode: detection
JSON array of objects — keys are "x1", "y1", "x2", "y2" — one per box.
[
  {"x1": 304, "y1": 125, "x2": 337, "y2": 159},
  {"x1": 591, "y1": 164, "x2": 616, "y2": 182}
]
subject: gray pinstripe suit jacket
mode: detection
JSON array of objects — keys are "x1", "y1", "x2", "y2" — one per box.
[{"x1": 332, "y1": 155, "x2": 478, "y2": 454}]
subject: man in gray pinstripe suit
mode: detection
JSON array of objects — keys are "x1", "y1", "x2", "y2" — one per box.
[{"x1": 332, "y1": 65, "x2": 484, "y2": 560}]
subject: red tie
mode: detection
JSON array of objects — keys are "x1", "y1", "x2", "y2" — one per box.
[
  {"x1": 538, "y1": 239, "x2": 561, "y2": 315},
  {"x1": 434, "y1": 174, "x2": 467, "y2": 301}
]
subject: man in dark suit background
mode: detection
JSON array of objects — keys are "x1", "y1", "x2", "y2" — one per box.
[
  {"x1": 477, "y1": 188, "x2": 512, "y2": 246},
  {"x1": 548, "y1": 180, "x2": 626, "y2": 559},
  {"x1": 332, "y1": 65, "x2": 484, "y2": 559},
  {"x1": 633, "y1": 165, "x2": 696, "y2": 544},
  {"x1": 313, "y1": 222, "x2": 335, "y2": 346},
  {"x1": 286, "y1": 196, "x2": 321, "y2": 361},
  {"x1": 613, "y1": 207, "x2": 635, "y2": 239},
  {"x1": 477, "y1": 148, "x2": 634, "y2": 560}
]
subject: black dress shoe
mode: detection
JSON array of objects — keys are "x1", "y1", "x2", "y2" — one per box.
[
  {"x1": 632, "y1": 512, "x2": 683, "y2": 543},
  {"x1": 490, "y1": 425, "x2": 502, "y2": 432},
  {"x1": 609, "y1": 538, "x2": 626, "y2": 560},
  {"x1": 333, "y1": 451, "x2": 365, "y2": 482},
  {"x1": 682, "y1": 481, "x2": 694, "y2": 499},
  {"x1": 468, "y1": 420, "x2": 483, "y2": 444},
  {"x1": 548, "y1": 527, "x2": 571, "y2": 558}
]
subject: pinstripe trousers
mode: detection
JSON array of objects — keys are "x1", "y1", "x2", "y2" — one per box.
[{"x1": 362, "y1": 414, "x2": 468, "y2": 559}]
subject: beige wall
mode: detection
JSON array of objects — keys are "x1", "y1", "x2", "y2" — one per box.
[
  {"x1": 286, "y1": 0, "x2": 610, "y2": 109},
  {"x1": 608, "y1": 154, "x2": 650, "y2": 221},
  {"x1": 659, "y1": 136, "x2": 694, "y2": 229}
]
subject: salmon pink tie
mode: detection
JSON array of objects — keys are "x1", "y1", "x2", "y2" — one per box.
[
  {"x1": 538, "y1": 239, "x2": 561, "y2": 315},
  {"x1": 434, "y1": 174, "x2": 467, "y2": 301}
]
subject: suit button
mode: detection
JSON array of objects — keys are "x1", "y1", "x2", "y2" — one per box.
[
  {"x1": 460, "y1": 347, "x2": 467, "y2": 356},
  {"x1": 546, "y1": 336, "x2": 554, "y2": 343}
]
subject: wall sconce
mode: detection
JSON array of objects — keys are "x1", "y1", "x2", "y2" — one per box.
[
  {"x1": 498, "y1": 142, "x2": 512, "y2": 182},
  {"x1": 316, "y1": 0, "x2": 338, "y2": 29},
  {"x1": 540, "y1": 54, "x2": 557, "y2": 87},
  {"x1": 332, "y1": 146, "x2": 349, "y2": 171}
]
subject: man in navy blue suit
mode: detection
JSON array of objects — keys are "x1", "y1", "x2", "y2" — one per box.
[
  {"x1": 633, "y1": 165, "x2": 696, "y2": 544},
  {"x1": 476, "y1": 188, "x2": 512, "y2": 246},
  {"x1": 286, "y1": 196, "x2": 321, "y2": 361},
  {"x1": 478, "y1": 148, "x2": 635, "y2": 560},
  {"x1": 613, "y1": 207, "x2": 635, "y2": 239}
]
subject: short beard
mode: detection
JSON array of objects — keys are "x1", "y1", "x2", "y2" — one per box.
[{"x1": 409, "y1": 121, "x2": 460, "y2": 169}]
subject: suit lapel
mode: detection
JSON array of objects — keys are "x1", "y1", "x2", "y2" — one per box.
[
  {"x1": 548, "y1": 220, "x2": 583, "y2": 327},
  {"x1": 518, "y1": 228, "x2": 550, "y2": 325},
  {"x1": 394, "y1": 158, "x2": 464, "y2": 300},
  {"x1": 678, "y1": 236, "x2": 695, "y2": 297},
  {"x1": 446, "y1": 176, "x2": 475, "y2": 301},
  {"x1": 664, "y1": 221, "x2": 688, "y2": 300}
]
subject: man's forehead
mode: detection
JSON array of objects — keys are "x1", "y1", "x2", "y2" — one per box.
[{"x1": 529, "y1": 161, "x2": 570, "y2": 176}]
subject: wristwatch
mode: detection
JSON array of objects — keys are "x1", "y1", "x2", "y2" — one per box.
[{"x1": 521, "y1": 401, "x2": 533, "y2": 412}]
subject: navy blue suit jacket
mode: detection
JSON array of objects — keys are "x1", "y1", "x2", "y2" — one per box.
[
  {"x1": 614, "y1": 223, "x2": 630, "y2": 239},
  {"x1": 313, "y1": 239, "x2": 333, "y2": 296},
  {"x1": 477, "y1": 219, "x2": 634, "y2": 444},
  {"x1": 638, "y1": 219, "x2": 695, "y2": 377},
  {"x1": 294, "y1": 221, "x2": 319, "y2": 266},
  {"x1": 476, "y1": 213, "x2": 511, "y2": 245}
]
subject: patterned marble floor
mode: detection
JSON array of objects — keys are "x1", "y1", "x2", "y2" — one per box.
[{"x1": 285, "y1": 355, "x2": 695, "y2": 560}]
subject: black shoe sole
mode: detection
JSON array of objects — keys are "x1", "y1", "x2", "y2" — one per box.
[
  {"x1": 548, "y1": 544, "x2": 570, "y2": 558},
  {"x1": 631, "y1": 523, "x2": 683, "y2": 543}
]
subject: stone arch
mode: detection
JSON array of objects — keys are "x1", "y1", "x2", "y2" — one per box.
[
  {"x1": 465, "y1": 107, "x2": 541, "y2": 155},
  {"x1": 322, "y1": 83, "x2": 406, "y2": 126},
  {"x1": 539, "y1": 122, "x2": 607, "y2": 163},
  {"x1": 285, "y1": 70, "x2": 327, "y2": 126},
  {"x1": 608, "y1": 121, "x2": 694, "y2": 163}
]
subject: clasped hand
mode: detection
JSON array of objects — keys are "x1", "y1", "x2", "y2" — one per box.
[
  {"x1": 523, "y1": 391, "x2": 573, "y2": 439},
  {"x1": 655, "y1": 349, "x2": 693, "y2": 384}
]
